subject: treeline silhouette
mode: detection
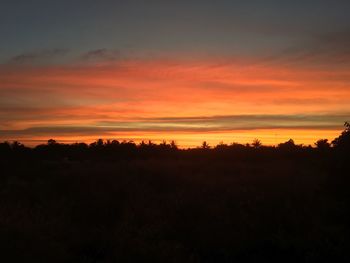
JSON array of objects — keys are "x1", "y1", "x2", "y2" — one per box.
[
  {"x1": 1, "y1": 122, "x2": 350, "y2": 161},
  {"x1": 0, "y1": 122, "x2": 349, "y2": 262}
]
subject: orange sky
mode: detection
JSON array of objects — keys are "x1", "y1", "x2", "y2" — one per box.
[{"x1": 1, "y1": 57, "x2": 350, "y2": 147}]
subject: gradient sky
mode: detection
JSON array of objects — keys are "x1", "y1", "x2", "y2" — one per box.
[{"x1": 1, "y1": 0, "x2": 350, "y2": 147}]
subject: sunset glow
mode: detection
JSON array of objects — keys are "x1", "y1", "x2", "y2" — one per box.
[{"x1": 1, "y1": 1, "x2": 350, "y2": 147}]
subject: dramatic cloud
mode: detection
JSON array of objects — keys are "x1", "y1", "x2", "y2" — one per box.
[{"x1": 1, "y1": 56, "x2": 349, "y2": 146}]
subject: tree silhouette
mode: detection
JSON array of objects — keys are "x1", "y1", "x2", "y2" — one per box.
[
  {"x1": 201, "y1": 141, "x2": 210, "y2": 149},
  {"x1": 278, "y1": 139, "x2": 296, "y2": 149},
  {"x1": 332, "y1": 122, "x2": 350, "y2": 149},
  {"x1": 315, "y1": 139, "x2": 330, "y2": 150},
  {"x1": 48, "y1": 139, "x2": 57, "y2": 145},
  {"x1": 252, "y1": 139, "x2": 262, "y2": 148},
  {"x1": 170, "y1": 140, "x2": 178, "y2": 150}
]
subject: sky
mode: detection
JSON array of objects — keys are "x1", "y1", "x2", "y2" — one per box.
[{"x1": 1, "y1": 0, "x2": 350, "y2": 147}]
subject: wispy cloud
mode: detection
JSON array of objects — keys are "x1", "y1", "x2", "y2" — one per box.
[
  {"x1": 262, "y1": 29, "x2": 350, "y2": 67},
  {"x1": 80, "y1": 49, "x2": 121, "y2": 62},
  {"x1": 8, "y1": 49, "x2": 69, "y2": 65}
]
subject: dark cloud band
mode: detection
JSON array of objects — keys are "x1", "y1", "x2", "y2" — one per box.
[{"x1": 1, "y1": 114, "x2": 348, "y2": 138}]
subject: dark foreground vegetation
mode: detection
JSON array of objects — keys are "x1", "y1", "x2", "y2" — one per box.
[{"x1": 1, "y1": 123, "x2": 350, "y2": 262}]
